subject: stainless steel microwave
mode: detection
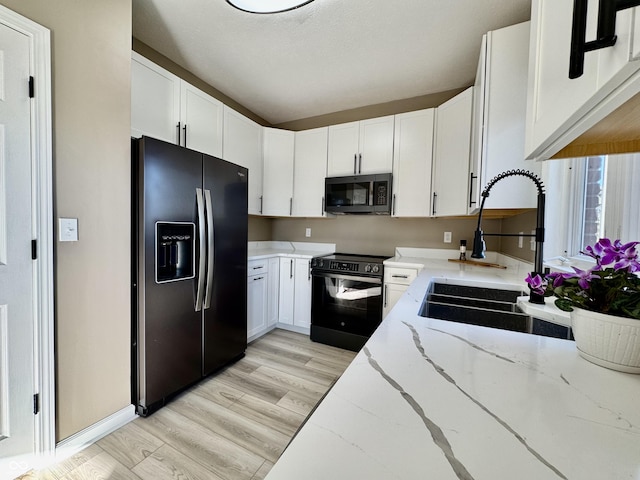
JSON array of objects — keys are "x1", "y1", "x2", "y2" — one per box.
[{"x1": 324, "y1": 173, "x2": 392, "y2": 214}]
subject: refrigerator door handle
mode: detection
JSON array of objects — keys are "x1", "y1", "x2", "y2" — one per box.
[
  {"x1": 195, "y1": 188, "x2": 206, "y2": 311},
  {"x1": 203, "y1": 189, "x2": 214, "y2": 309}
]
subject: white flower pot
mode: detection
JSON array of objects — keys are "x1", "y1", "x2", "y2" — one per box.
[{"x1": 571, "y1": 308, "x2": 640, "y2": 374}]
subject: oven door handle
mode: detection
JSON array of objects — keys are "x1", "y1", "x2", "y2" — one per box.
[{"x1": 311, "y1": 271, "x2": 382, "y2": 284}]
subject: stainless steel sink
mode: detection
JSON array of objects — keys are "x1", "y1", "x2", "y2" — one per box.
[{"x1": 419, "y1": 281, "x2": 573, "y2": 339}]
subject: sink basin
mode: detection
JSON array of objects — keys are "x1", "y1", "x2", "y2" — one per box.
[{"x1": 419, "y1": 282, "x2": 530, "y2": 333}]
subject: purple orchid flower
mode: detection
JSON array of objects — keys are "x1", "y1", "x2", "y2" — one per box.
[
  {"x1": 525, "y1": 272, "x2": 547, "y2": 296},
  {"x1": 613, "y1": 243, "x2": 640, "y2": 272},
  {"x1": 567, "y1": 266, "x2": 599, "y2": 289},
  {"x1": 545, "y1": 271, "x2": 567, "y2": 288}
]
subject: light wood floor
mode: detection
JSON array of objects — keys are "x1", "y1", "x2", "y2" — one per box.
[{"x1": 22, "y1": 329, "x2": 356, "y2": 480}]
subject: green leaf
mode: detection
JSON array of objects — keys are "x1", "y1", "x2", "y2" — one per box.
[{"x1": 554, "y1": 298, "x2": 575, "y2": 312}]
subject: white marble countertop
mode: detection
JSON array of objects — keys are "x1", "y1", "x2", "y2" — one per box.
[
  {"x1": 247, "y1": 241, "x2": 335, "y2": 260},
  {"x1": 265, "y1": 257, "x2": 640, "y2": 480}
]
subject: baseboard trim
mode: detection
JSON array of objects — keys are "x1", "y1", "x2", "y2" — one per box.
[
  {"x1": 53, "y1": 405, "x2": 136, "y2": 463},
  {"x1": 276, "y1": 323, "x2": 310, "y2": 335}
]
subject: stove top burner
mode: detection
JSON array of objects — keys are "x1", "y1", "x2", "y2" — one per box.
[{"x1": 311, "y1": 253, "x2": 389, "y2": 277}]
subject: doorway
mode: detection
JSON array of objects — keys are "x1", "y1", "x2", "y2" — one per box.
[{"x1": 0, "y1": 5, "x2": 53, "y2": 479}]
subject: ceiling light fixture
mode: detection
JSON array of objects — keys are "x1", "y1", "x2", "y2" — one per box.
[{"x1": 226, "y1": 0, "x2": 315, "y2": 14}]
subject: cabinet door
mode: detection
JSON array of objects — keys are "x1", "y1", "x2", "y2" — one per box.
[
  {"x1": 392, "y1": 109, "x2": 434, "y2": 217},
  {"x1": 131, "y1": 52, "x2": 180, "y2": 143},
  {"x1": 223, "y1": 106, "x2": 263, "y2": 215},
  {"x1": 432, "y1": 88, "x2": 473, "y2": 217},
  {"x1": 278, "y1": 257, "x2": 295, "y2": 325},
  {"x1": 247, "y1": 274, "x2": 267, "y2": 339},
  {"x1": 469, "y1": 35, "x2": 487, "y2": 214},
  {"x1": 525, "y1": 0, "x2": 640, "y2": 160},
  {"x1": 267, "y1": 257, "x2": 280, "y2": 327},
  {"x1": 262, "y1": 128, "x2": 295, "y2": 216},
  {"x1": 180, "y1": 82, "x2": 223, "y2": 157},
  {"x1": 327, "y1": 121, "x2": 360, "y2": 176},
  {"x1": 293, "y1": 127, "x2": 328, "y2": 217},
  {"x1": 358, "y1": 115, "x2": 395, "y2": 174},
  {"x1": 481, "y1": 22, "x2": 540, "y2": 210},
  {"x1": 383, "y1": 283, "x2": 408, "y2": 319},
  {"x1": 293, "y1": 258, "x2": 312, "y2": 329}
]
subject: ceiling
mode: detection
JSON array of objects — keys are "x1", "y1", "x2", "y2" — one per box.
[{"x1": 132, "y1": 0, "x2": 532, "y2": 125}]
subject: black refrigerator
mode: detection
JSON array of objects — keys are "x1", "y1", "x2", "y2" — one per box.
[{"x1": 132, "y1": 136, "x2": 248, "y2": 416}]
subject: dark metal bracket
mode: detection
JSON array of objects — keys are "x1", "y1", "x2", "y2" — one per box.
[{"x1": 570, "y1": 0, "x2": 640, "y2": 79}]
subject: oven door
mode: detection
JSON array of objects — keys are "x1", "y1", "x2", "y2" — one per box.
[{"x1": 311, "y1": 272, "x2": 382, "y2": 337}]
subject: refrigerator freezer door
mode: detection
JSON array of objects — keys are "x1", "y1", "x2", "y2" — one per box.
[
  {"x1": 135, "y1": 137, "x2": 204, "y2": 411},
  {"x1": 202, "y1": 155, "x2": 248, "y2": 375}
]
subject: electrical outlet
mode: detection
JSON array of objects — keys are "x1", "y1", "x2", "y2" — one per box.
[
  {"x1": 305, "y1": 227, "x2": 311, "y2": 238},
  {"x1": 518, "y1": 232, "x2": 524, "y2": 249},
  {"x1": 444, "y1": 231, "x2": 452, "y2": 243},
  {"x1": 59, "y1": 218, "x2": 78, "y2": 242},
  {"x1": 531, "y1": 229, "x2": 536, "y2": 251}
]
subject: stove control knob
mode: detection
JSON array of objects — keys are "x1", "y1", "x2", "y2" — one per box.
[
  {"x1": 372, "y1": 265, "x2": 380, "y2": 273},
  {"x1": 364, "y1": 264, "x2": 372, "y2": 273}
]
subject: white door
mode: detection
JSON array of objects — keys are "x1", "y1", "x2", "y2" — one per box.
[
  {"x1": 180, "y1": 82, "x2": 223, "y2": 157},
  {"x1": 293, "y1": 259, "x2": 311, "y2": 329},
  {"x1": 0, "y1": 22, "x2": 36, "y2": 477},
  {"x1": 357, "y1": 116, "x2": 394, "y2": 174},
  {"x1": 278, "y1": 257, "x2": 295, "y2": 325},
  {"x1": 262, "y1": 127, "x2": 294, "y2": 216},
  {"x1": 292, "y1": 127, "x2": 328, "y2": 217}
]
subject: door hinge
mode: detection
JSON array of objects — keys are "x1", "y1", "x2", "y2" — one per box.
[
  {"x1": 28, "y1": 76, "x2": 35, "y2": 98},
  {"x1": 33, "y1": 393, "x2": 39, "y2": 415},
  {"x1": 31, "y1": 239, "x2": 37, "y2": 260}
]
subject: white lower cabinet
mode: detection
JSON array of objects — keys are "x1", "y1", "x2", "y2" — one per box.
[
  {"x1": 383, "y1": 266, "x2": 420, "y2": 318},
  {"x1": 267, "y1": 257, "x2": 279, "y2": 327},
  {"x1": 247, "y1": 259, "x2": 268, "y2": 340},
  {"x1": 278, "y1": 257, "x2": 312, "y2": 332}
]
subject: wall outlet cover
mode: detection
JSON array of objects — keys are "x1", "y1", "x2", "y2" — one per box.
[
  {"x1": 443, "y1": 232, "x2": 452, "y2": 243},
  {"x1": 305, "y1": 228, "x2": 311, "y2": 238}
]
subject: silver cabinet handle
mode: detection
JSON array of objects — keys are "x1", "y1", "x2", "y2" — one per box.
[
  {"x1": 259, "y1": 195, "x2": 263, "y2": 214},
  {"x1": 322, "y1": 196, "x2": 325, "y2": 215},
  {"x1": 392, "y1": 194, "x2": 396, "y2": 216},
  {"x1": 195, "y1": 188, "x2": 206, "y2": 311},
  {"x1": 290, "y1": 197, "x2": 293, "y2": 216},
  {"x1": 252, "y1": 265, "x2": 264, "y2": 270},
  {"x1": 432, "y1": 192, "x2": 437, "y2": 215},
  {"x1": 176, "y1": 122, "x2": 181, "y2": 146},
  {"x1": 384, "y1": 284, "x2": 388, "y2": 307},
  {"x1": 253, "y1": 276, "x2": 264, "y2": 281},
  {"x1": 353, "y1": 154, "x2": 357, "y2": 174},
  {"x1": 290, "y1": 259, "x2": 293, "y2": 279},
  {"x1": 308, "y1": 260, "x2": 311, "y2": 280},
  {"x1": 203, "y1": 189, "x2": 214, "y2": 310},
  {"x1": 392, "y1": 274, "x2": 409, "y2": 279},
  {"x1": 183, "y1": 124, "x2": 188, "y2": 147},
  {"x1": 358, "y1": 153, "x2": 362, "y2": 174}
]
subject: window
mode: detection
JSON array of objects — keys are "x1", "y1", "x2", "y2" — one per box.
[
  {"x1": 547, "y1": 153, "x2": 640, "y2": 261},
  {"x1": 579, "y1": 156, "x2": 607, "y2": 250}
]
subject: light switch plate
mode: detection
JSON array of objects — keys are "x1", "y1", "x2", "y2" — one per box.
[
  {"x1": 443, "y1": 231, "x2": 452, "y2": 243},
  {"x1": 305, "y1": 228, "x2": 311, "y2": 238},
  {"x1": 59, "y1": 218, "x2": 78, "y2": 242}
]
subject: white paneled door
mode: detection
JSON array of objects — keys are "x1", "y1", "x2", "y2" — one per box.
[{"x1": 0, "y1": 22, "x2": 36, "y2": 478}]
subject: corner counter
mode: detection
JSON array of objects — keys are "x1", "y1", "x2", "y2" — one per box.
[{"x1": 265, "y1": 252, "x2": 640, "y2": 480}]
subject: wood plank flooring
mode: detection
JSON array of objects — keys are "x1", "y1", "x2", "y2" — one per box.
[{"x1": 21, "y1": 329, "x2": 356, "y2": 480}]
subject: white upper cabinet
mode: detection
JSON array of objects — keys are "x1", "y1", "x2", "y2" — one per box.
[
  {"x1": 392, "y1": 109, "x2": 435, "y2": 217},
  {"x1": 327, "y1": 116, "x2": 395, "y2": 176},
  {"x1": 262, "y1": 128, "x2": 295, "y2": 216},
  {"x1": 293, "y1": 127, "x2": 328, "y2": 217},
  {"x1": 431, "y1": 88, "x2": 474, "y2": 217},
  {"x1": 223, "y1": 106, "x2": 263, "y2": 215},
  {"x1": 131, "y1": 52, "x2": 180, "y2": 143},
  {"x1": 525, "y1": 0, "x2": 640, "y2": 160},
  {"x1": 180, "y1": 82, "x2": 224, "y2": 158},
  {"x1": 131, "y1": 52, "x2": 223, "y2": 157},
  {"x1": 471, "y1": 21, "x2": 540, "y2": 212}
]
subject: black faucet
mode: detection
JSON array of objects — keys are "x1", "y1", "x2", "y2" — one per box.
[{"x1": 471, "y1": 169, "x2": 546, "y2": 302}]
